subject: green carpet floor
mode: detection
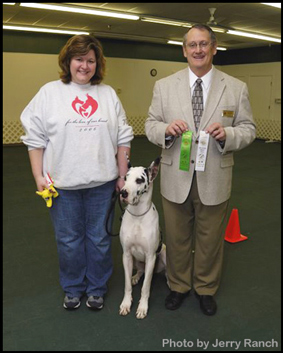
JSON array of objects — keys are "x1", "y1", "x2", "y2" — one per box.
[{"x1": 3, "y1": 138, "x2": 281, "y2": 351}]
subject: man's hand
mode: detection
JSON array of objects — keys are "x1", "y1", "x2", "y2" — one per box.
[
  {"x1": 205, "y1": 123, "x2": 226, "y2": 141},
  {"x1": 166, "y1": 120, "x2": 188, "y2": 137}
]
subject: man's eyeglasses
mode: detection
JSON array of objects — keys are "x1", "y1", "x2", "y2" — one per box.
[{"x1": 186, "y1": 41, "x2": 212, "y2": 50}]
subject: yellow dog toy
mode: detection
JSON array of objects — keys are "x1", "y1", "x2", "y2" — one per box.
[
  {"x1": 36, "y1": 174, "x2": 59, "y2": 207},
  {"x1": 36, "y1": 184, "x2": 59, "y2": 208}
]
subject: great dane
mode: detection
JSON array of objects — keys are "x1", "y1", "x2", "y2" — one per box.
[{"x1": 119, "y1": 156, "x2": 167, "y2": 319}]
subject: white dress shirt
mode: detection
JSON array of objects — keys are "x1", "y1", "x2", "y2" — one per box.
[{"x1": 188, "y1": 66, "x2": 214, "y2": 108}]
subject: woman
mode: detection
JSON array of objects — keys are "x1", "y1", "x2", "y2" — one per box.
[{"x1": 21, "y1": 35, "x2": 134, "y2": 310}]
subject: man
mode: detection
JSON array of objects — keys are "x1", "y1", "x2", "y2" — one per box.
[{"x1": 145, "y1": 24, "x2": 256, "y2": 316}]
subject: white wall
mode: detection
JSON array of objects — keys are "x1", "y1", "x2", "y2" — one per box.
[
  {"x1": 104, "y1": 57, "x2": 188, "y2": 117},
  {"x1": 220, "y1": 62, "x2": 281, "y2": 123},
  {"x1": 3, "y1": 53, "x2": 61, "y2": 124},
  {"x1": 3, "y1": 52, "x2": 281, "y2": 141},
  {"x1": 3, "y1": 52, "x2": 188, "y2": 123}
]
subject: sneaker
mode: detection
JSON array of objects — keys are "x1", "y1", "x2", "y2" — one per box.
[
  {"x1": 63, "y1": 296, "x2": 81, "y2": 310},
  {"x1": 86, "y1": 296, "x2": 104, "y2": 310}
]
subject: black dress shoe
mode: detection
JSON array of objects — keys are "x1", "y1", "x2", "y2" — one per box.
[
  {"x1": 196, "y1": 294, "x2": 217, "y2": 316},
  {"x1": 165, "y1": 291, "x2": 189, "y2": 310}
]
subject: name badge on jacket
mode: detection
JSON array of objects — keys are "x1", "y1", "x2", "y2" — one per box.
[{"x1": 222, "y1": 110, "x2": 235, "y2": 118}]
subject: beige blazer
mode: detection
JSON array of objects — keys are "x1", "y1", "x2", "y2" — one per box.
[{"x1": 145, "y1": 67, "x2": 256, "y2": 205}]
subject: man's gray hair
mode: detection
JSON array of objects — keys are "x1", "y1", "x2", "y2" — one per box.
[{"x1": 183, "y1": 24, "x2": 217, "y2": 47}]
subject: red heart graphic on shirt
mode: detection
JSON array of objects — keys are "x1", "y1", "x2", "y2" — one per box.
[{"x1": 72, "y1": 94, "x2": 98, "y2": 119}]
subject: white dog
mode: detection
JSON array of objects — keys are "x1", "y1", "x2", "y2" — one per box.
[{"x1": 119, "y1": 157, "x2": 167, "y2": 319}]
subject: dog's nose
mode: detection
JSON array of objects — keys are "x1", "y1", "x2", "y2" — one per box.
[{"x1": 120, "y1": 189, "x2": 128, "y2": 199}]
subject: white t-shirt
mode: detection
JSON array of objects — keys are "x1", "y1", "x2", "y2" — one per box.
[{"x1": 21, "y1": 80, "x2": 134, "y2": 189}]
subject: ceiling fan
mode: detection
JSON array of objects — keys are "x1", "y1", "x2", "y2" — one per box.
[{"x1": 206, "y1": 7, "x2": 231, "y2": 32}]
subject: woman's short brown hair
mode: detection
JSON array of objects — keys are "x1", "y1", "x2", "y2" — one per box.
[{"x1": 58, "y1": 34, "x2": 106, "y2": 85}]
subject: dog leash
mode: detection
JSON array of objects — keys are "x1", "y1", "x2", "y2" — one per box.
[{"x1": 106, "y1": 190, "x2": 125, "y2": 237}]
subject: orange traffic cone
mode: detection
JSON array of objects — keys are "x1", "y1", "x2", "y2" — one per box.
[{"x1": 224, "y1": 209, "x2": 248, "y2": 243}]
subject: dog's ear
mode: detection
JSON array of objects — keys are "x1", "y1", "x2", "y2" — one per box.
[{"x1": 148, "y1": 157, "x2": 161, "y2": 182}]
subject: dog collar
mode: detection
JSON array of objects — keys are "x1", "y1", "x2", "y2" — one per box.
[{"x1": 126, "y1": 203, "x2": 152, "y2": 217}]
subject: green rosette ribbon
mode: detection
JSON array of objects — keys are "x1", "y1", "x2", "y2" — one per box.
[{"x1": 179, "y1": 131, "x2": 193, "y2": 171}]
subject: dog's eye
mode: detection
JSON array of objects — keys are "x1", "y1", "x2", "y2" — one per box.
[{"x1": 136, "y1": 177, "x2": 145, "y2": 184}]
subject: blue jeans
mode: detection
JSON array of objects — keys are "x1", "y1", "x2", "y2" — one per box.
[{"x1": 49, "y1": 180, "x2": 116, "y2": 298}]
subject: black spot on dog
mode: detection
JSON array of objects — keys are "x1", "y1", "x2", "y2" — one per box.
[
  {"x1": 144, "y1": 169, "x2": 150, "y2": 184},
  {"x1": 136, "y1": 176, "x2": 145, "y2": 184}
]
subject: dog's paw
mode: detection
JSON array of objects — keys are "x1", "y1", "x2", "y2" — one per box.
[
  {"x1": 136, "y1": 301, "x2": 148, "y2": 319},
  {"x1": 119, "y1": 306, "x2": 131, "y2": 316},
  {"x1": 119, "y1": 298, "x2": 132, "y2": 316},
  {"x1": 131, "y1": 274, "x2": 141, "y2": 286},
  {"x1": 136, "y1": 307, "x2": 148, "y2": 319}
]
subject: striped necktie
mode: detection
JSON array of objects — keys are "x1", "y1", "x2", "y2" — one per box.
[{"x1": 192, "y1": 78, "x2": 203, "y2": 132}]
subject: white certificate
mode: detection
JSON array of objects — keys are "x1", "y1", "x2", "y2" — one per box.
[{"x1": 195, "y1": 131, "x2": 209, "y2": 172}]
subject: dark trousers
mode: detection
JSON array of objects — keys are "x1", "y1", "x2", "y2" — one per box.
[{"x1": 162, "y1": 174, "x2": 229, "y2": 295}]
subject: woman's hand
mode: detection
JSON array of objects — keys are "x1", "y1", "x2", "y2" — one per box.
[
  {"x1": 116, "y1": 177, "x2": 125, "y2": 193},
  {"x1": 34, "y1": 175, "x2": 49, "y2": 192}
]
